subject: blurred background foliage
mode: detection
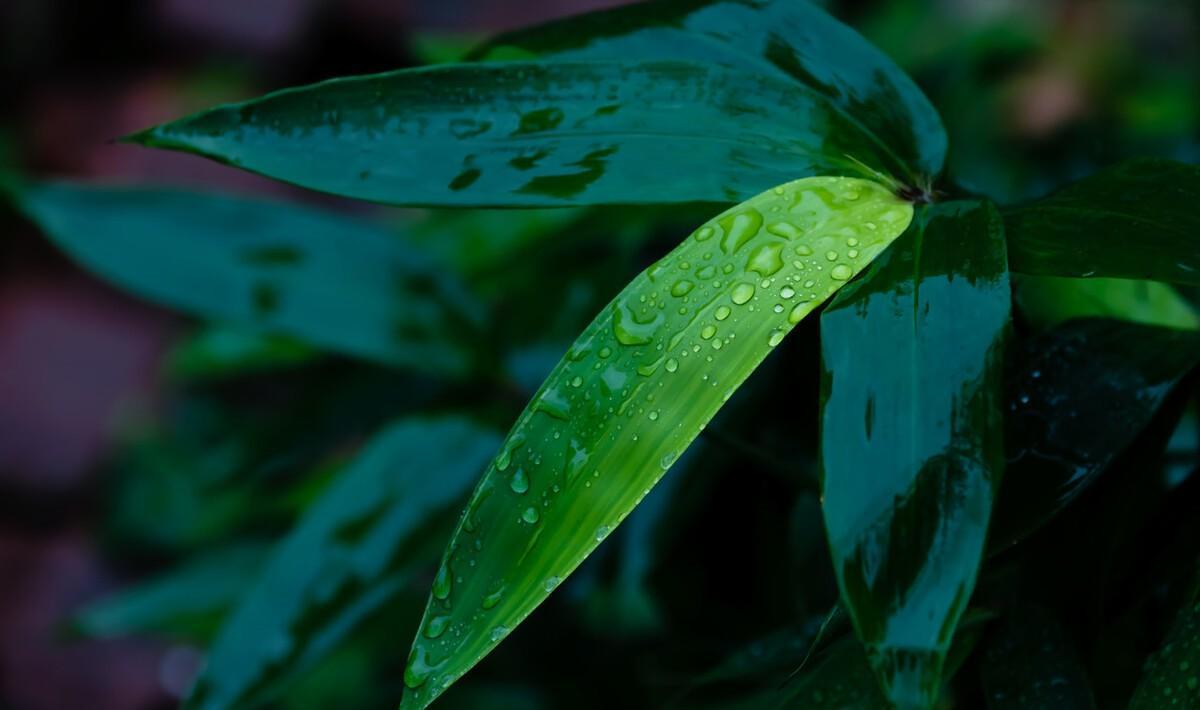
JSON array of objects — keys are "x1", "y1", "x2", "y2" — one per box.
[{"x1": 0, "y1": 0, "x2": 1198, "y2": 709}]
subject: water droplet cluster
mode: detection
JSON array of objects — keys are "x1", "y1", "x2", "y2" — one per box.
[{"x1": 401, "y1": 176, "x2": 913, "y2": 703}]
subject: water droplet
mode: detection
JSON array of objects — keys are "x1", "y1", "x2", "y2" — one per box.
[
  {"x1": 665, "y1": 358, "x2": 679, "y2": 373},
  {"x1": 831, "y1": 264, "x2": 853, "y2": 280},
  {"x1": 510, "y1": 467, "x2": 529, "y2": 494},
  {"x1": 767, "y1": 222, "x2": 802, "y2": 239},
  {"x1": 780, "y1": 286, "x2": 796, "y2": 299},
  {"x1": 648, "y1": 410, "x2": 660, "y2": 421},
  {"x1": 773, "y1": 304, "x2": 784, "y2": 313},
  {"x1": 482, "y1": 585, "x2": 505, "y2": 609},
  {"x1": 432, "y1": 563, "x2": 453, "y2": 600},
  {"x1": 847, "y1": 237, "x2": 859, "y2": 247},
  {"x1": 695, "y1": 226, "x2": 714, "y2": 241},
  {"x1": 522, "y1": 507, "x2": 540, "y2": 524},
  {"x1": 595, "y1": 525, "x2": 611, "y2": 541},
  {"x1": 768, "y1": 329, "x2": 786, "y2": 347},
  {"x1": 570, "y1": 376, "x2": 583, "y2": 388},
  {"x1": 613, "y1": 299, "x2": 665, "y2": 346},
  {"x1": 490, "y1": 626, "x2": 509, "y2": 642},
  {"x1": 495, "y1": 448, "x2": 511, "y2": 472},
  {"x1": 544, "y1": 576, "x2": 561, "y2": 592},
  {"x1": 847, "y1": 249, "x2": 859, "y2": 258},
  {"x1": 404, "y1": 646, "x2": 436, "y2": 689},
  {"x1": 731, "y1": 283, "x2": 756, "y2": 305},
  {"x1": 795, "y1": 244, "x2": 813, "y2": 256},
  {"x1": 721, "y1": 263, "x2": 734, "y2": 274},
  {"x1": 718, "y1": 208, "x2": 764, "y2": 254},
  {"x1": 701, "y1": 324, "x2": 717, "y2": 340},
  {"x1": 788, "y1": 303, "x2": 806, "y2": 324},
  {"x1": 671, "y1": 280, "x2": 695, "y2": 297},
  {"x1": 598, "y1": 347, "x2": 611, "y2": 358},
  {"x1": 697, "y1": 265, "x2": 716, "y2": 279},
  {"x1": 660, "y1": 452, "x2": 678, "y2": 469},
  {"x1": 715, "y1": 305, "x2": 732, "y2": 321},
  {"x1": 748, "y1": 242, "x2": 785, "y2": 276},
  {"x1": 423, "y1": 614, "x2": 451, "y2": 639},
  {"x1": 825, "y1": 250, "x2": 839, "y2": 261}
]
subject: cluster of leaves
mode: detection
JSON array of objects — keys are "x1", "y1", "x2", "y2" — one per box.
[{"x1": 5, "y1": 1, "x2": 1200, "y2": 708}]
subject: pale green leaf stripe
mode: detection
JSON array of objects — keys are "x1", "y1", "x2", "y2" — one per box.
[
  {"x1": 400, "y1": 176, "x2": 914, "y2": 708},
  {"x1": 13, "y1": 183, "x2": 482, "y2": 376}
]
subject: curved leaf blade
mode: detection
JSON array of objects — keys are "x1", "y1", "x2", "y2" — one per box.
[
  {"x1": 819, "y1": 201, "x2": 1011, "y2": 708},
  {"x1": 186, "y1": 417, "x2": 501, "y2": 710},
  {"x1": 401, "y1": 176, "x2": 914, "y2": 708},
  {"x1": 992, "y1": 319, "x2": 1200, "y2": 550},
  {"x1": 14, "y1": 183, "x2": 480, "y2": 375},
  {"x1": 476, "y1": 0, "x2": 946, "y2": 183},
  {"x1": 127, "y1": 60, "x2": 905, "y2": 207},
  {"x1": 1014, "y1": 275, "x2": 1199, "y2": 331},
  {"x1": 1005, "y1": 158, "x2": 1200, "y2": 284}
]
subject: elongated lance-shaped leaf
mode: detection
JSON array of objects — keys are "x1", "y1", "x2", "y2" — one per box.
[
  {"x1": 11, "y1": 182, "x2": 482, "y2": 375},
  {"x1": 400, "y1": 177, "x2": 914, "y2": 707},
  {"x1": 1004, "y1": 158, "x2": 1200, "y2": 284},
  {"x1": 127, "y1": 56, "x2": 935, "y2": 208},
  {"x1": 475, "y1": 0, "x2": 947, "y2": 184},
  {"x1": 186, "y1": 417, "x2": 500, "y2": 710},
  {"x1": 819, "y1": 201, "x2": 1010, "y2": 709}
]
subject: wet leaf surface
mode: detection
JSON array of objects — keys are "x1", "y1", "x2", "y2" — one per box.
[
  {"x1": 477, "y1": 0, "x2": 946, "y2": 183},
  {"x1": 128, "y1": 60, "x2": 918, "y2": 207},
  {"x1": 400, "y1": 176, "x2": 914, "y2": 708},
  {"x1": 820, "y1": 200, "x2": 1010, "y2": 708}
]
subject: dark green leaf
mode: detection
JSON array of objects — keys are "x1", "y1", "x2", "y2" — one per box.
[
  {"x1": 991, "y1": 319, "x2": 1200, "y2": 550},
  {"x1": 127, "y1": 60, "x2": 917, "y2": 207},
  {"x1": 71, "y1": 544, "x2": 270, "y2": 642},
  {"x1": 819, "y1": 200, "x2": 1011, "y2": 708},
  {"x1": 185, "y1": 417, "x2": 500, "y2": 710},
  {"x1": 1130, "y1": 573, "x2": 1200, "y2": 708},
  {"x1": 980, "y1": 606, "x2": 1097, "y2": 709},
  {"x1": 401, "y1": 177, "x2": 914, "y2": 708},
  {"x1": 1005, "y1": 158, "x2": 1200, "y2": 284},
  {"x1": 476, "y1": 0, "x2": 946, "y2": 184},
  {"x1": 14, "y1": 183, "x2": 481, "y2": 375}
]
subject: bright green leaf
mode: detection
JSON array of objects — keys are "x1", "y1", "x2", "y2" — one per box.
[
  {"x1": 820, "y1": 201, "x2": 1010, "y2": 708},
  {"x1": 14, "y1": 183, "x2": 481, "y2": 375},
  {"x1": 185, "y1": 417, "x2": 500, "y2": 710},
  {"x1": 126, "y1": 60, "x2": 915, "y2": 207},
  {"x1": 476, "y1": 0, "x2": 947, "y2": 183},
  {"x1": 400, "y1": 176, "x2": 914, "y2": 708},
  {"x1": 167, "y1": 325, "x2": 321, "y2": 380},
  {"x1": 1014, "y1": 275, "x2": 1200, "y2": 331},
  {"x1": 1005, "y1": 158, "x2": 1200, "y2": 284},
  {"x1": 1130, "y1": 573, "x2": 1200, "y2": 708}
]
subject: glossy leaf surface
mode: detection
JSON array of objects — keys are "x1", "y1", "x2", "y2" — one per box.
[
  {"x1": 401, "y1": 177, "x2": 914, "y2": 708},
  {"x1": 1005, "y1": 158, "x2": 1200, "y2": 284},
  {"x1": 477, "y1": 0, "x2": 947, "y2": 183},
  {"x1": 820, "y1": 201, "x2": 1010, "y2": 707},
  {"x1": 128, "y1": 60, "x2": 917, "y2": 207},
  {"x1": 991, "y1": 319, "x2": 1200, "y2": 549},
  {"x1": 1014, "y1": 275, "x2": 1199, "y2": 331},
  {"x1": 14, "y1": 183, "x2": 480, "y2": 375},
  {"x1": 1130, "y1": 575, "x2": 1200, "y2": 708},
  {"x1": 186, "y1": 417, "x2": 500, "y2": 710},
  {"x1": 980, "y1": 606, "x2": 1096, "y2": 709}
]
